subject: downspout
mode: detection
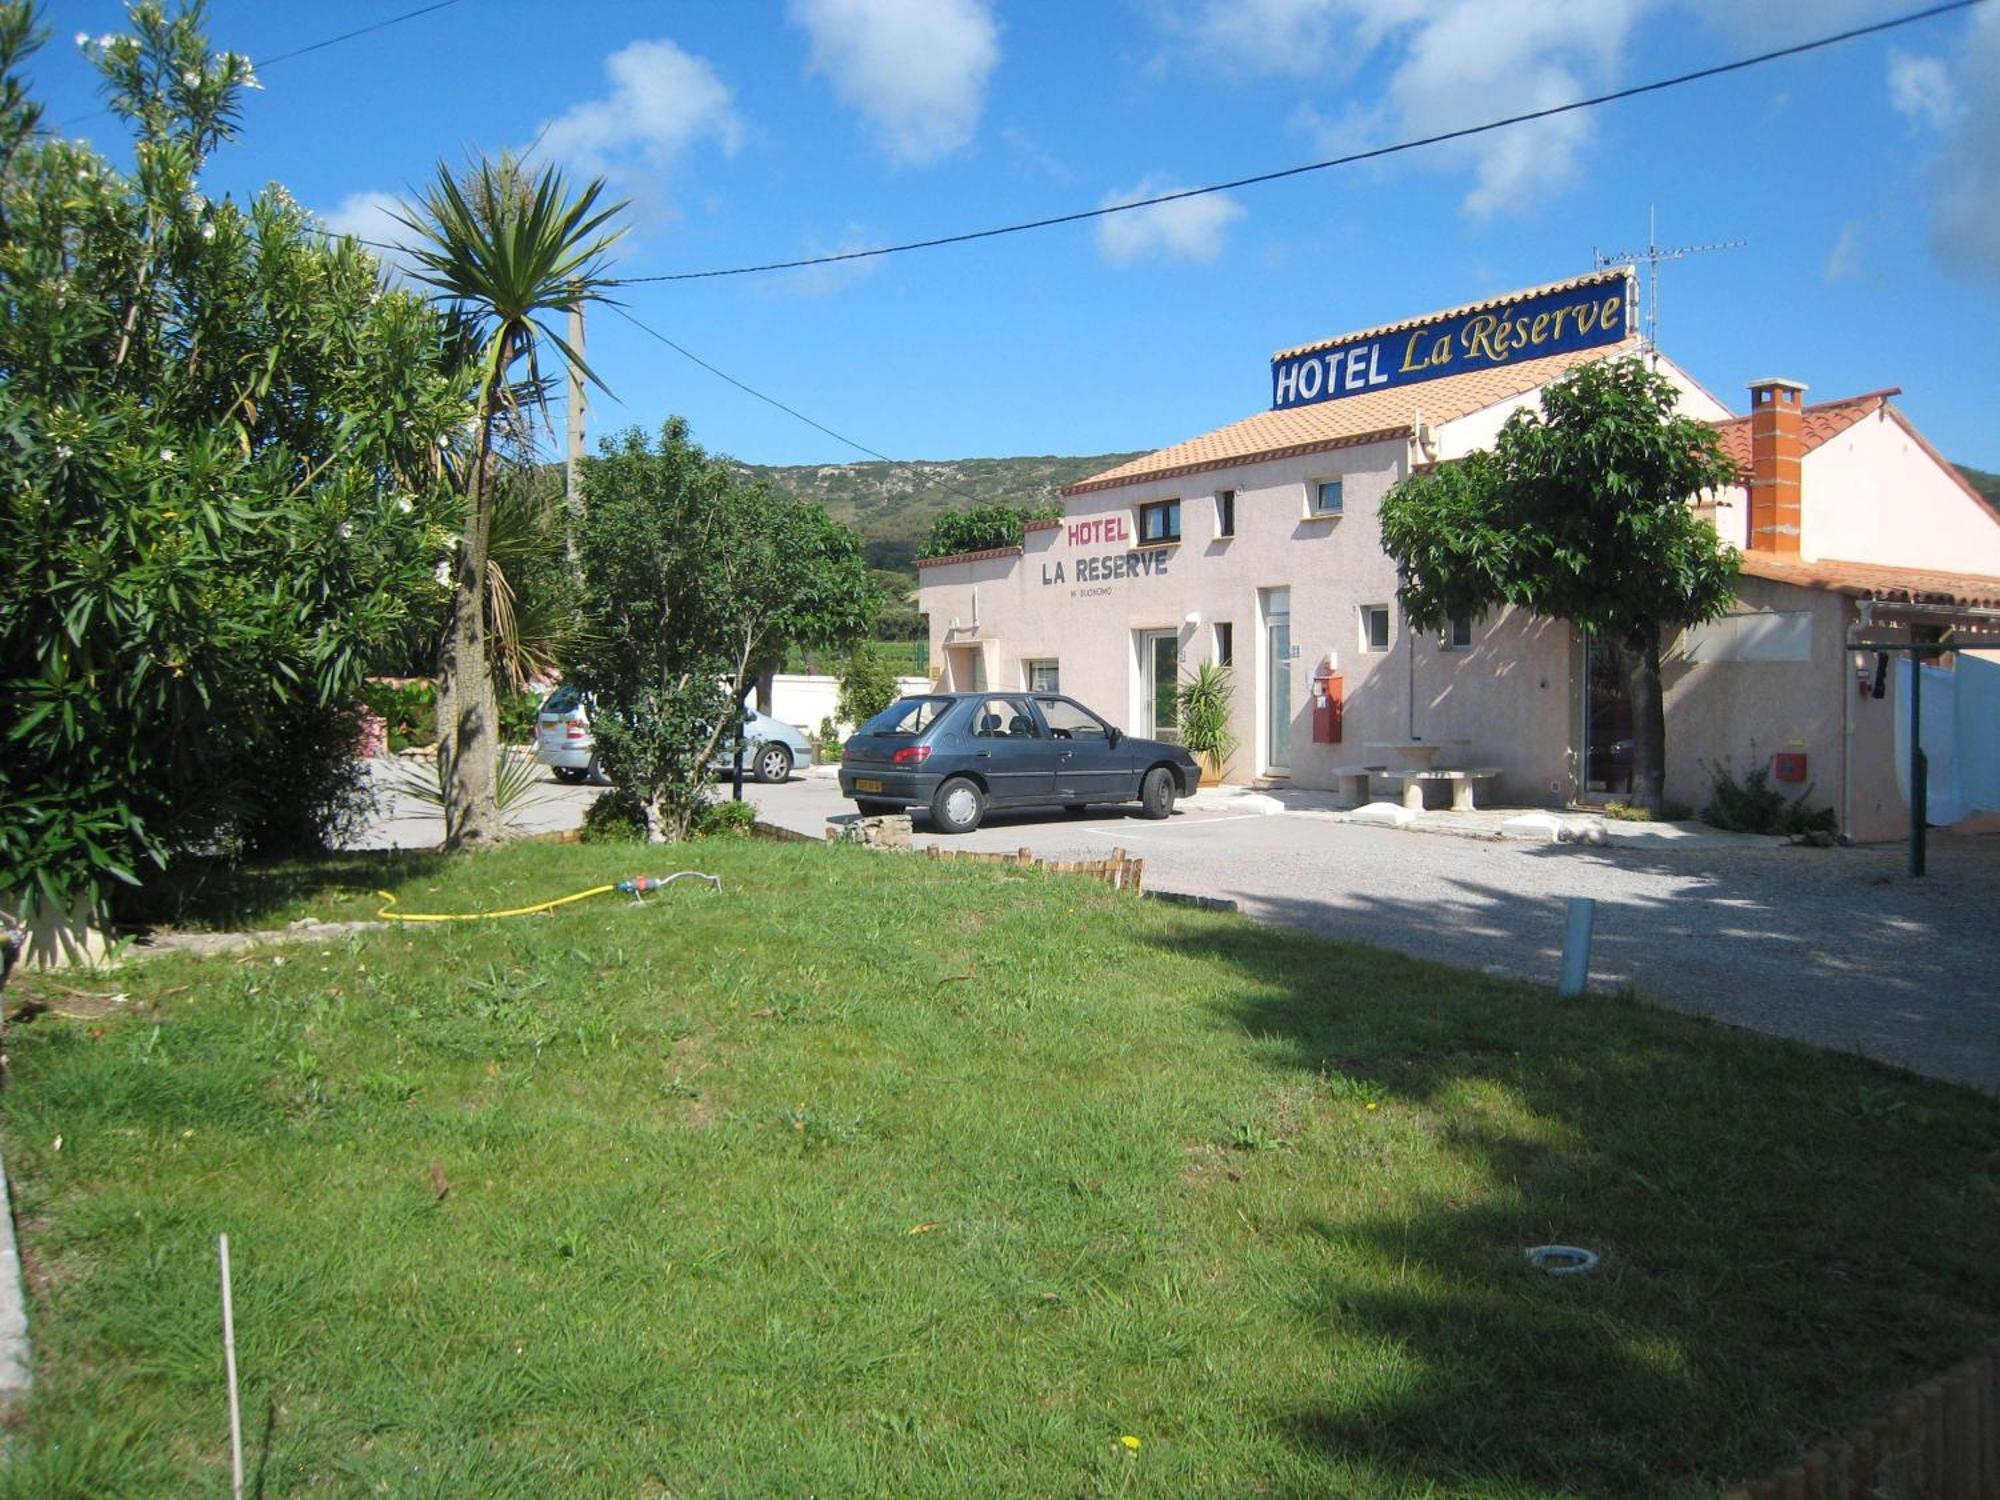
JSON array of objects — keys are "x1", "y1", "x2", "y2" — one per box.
[{"x1": 1841, "y1": 601, "x2": 1854, "y2": 841}]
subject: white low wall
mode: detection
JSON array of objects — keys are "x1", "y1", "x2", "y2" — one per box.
[{"x1": 766, "y1": 674, "x2": 933, "y2": 740}]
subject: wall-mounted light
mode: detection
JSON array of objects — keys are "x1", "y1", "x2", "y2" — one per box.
[{"x1": 1184, "y1": 610, "x2": 1201, "y2": 626}]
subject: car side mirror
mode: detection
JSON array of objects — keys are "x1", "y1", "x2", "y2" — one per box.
[{"x1": 1107, "y1": 727, "x2": 1122, "y2": 748}]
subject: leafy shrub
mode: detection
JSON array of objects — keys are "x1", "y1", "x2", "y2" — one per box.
[
  {"x1": 359, "y1": 680, "x2": 437, "y2": 752},
  {"x1": 499, "y1": 688, "x2": 542, "y2": 745},
  {"x1": 918, "y1": 502, "x2": 1061, "y2": 560},
  {"x1": 837, "y1": 645, "x2": 900, "y2": 729},
  {"x1": 580, "y1": 788, "x2": 650, "y2": 844},
  {"x1": 1701, "y1": 761, "x2": 1837, "y2": 837},
  {"x1": 1600, "y1": 799, "x2": 1693, "y2": 823},
  {"x1": 817, "y1": 716, "x2": 839, "y2": 754},
  {"x1": 690, "y1": 797, "x2": 756, "y2": 839}
]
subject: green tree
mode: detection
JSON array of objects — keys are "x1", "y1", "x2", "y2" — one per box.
[
  {"x1": 836, "y1": 645, "x2": 900, "y2": 729},
  {"x1": 1379, "y1": 357, "x2": 1740, "y2": 813},
  {"x1": 568, "y1": 420, "x2": 875, "y2": 839},
  {"x1": 395, "y1": 156, "x2": 624, "y2": 848},
  {"x1": 918, "y1": 501, "x2": 1060, "y2": 560},
  {"x1": 0, "y1": 1, "x2": 460, "y2": 949}
]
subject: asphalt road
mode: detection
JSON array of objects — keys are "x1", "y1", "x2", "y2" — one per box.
[{"x1": 346, "y1": 760, "x2": 2000, "y2": 1095}]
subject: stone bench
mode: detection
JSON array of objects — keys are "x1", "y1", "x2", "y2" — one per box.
[
  {"x1": 1324, "y1": 763, "x2": 1389, "y2": 806},
  {"x1": 1375, "y1": 767, "x2": 1502, "y2": 813}
]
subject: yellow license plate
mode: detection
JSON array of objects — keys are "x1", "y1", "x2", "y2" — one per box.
[{"x1": 855, "y1": 778, "x2": 884, "y2": 793}]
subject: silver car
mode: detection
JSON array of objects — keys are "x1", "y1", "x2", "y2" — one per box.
[{"x1": 533, "y1": 690, "x2": 813, "y2": 785}]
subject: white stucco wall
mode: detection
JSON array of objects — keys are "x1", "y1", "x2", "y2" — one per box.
[
  {"x1": 920, "y1": 433, "x2": 1578, "y2": 804},
  {"x1": 1799, "y1": 408, "x2": 2000, "y2": 573}
]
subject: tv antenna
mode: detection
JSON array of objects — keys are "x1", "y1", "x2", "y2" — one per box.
[{"x1": 1594, "y1": 207, "x2": 1746, "y2": 353}]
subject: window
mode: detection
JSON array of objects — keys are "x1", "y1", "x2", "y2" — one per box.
[
  {"x1": 1025, "y1": 659, "x2": 1060, "y2": 693},
  {"x1": 864, "y1": 697, "x2": 949, "y2": 735},
  {"x1": 1035, "y1": 696, "x2": 1110, "y2": 740},
  {"x1": 1216, "y1": 489, "x2": 1236, "y2": 538},
  {"x1": 1214, "y1": 621, "x2": 1233, "y2": 668},
  {"x1": 1138, "y1": 498, "x2": 1181, "y2": 545},
  {"x1": 1360, "y1": 605, "x2": 1391, "y2": 653},
  {"x1": 971, "y1": 696, "x2": 1039, "y2": 738},
  {"x1": 1444, "y1": 612, "x2": 1475, "y2": 651},
  {"x1": 1311, "y1": 478, "x2": 1344, "y2": 516},
  {"x1": 1682, "y1": 611, "x2": 1812, "y2": 663}
]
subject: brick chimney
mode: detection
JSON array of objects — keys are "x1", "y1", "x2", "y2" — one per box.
[{"x1": 1746, "y1": 377, "x2": 1806, "y2": 554}]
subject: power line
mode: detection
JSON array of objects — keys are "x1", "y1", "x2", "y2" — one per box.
[
  {"x1": 608, "y1": 302, "x2": 1060, "y2": 524},
  {"x1": 253, "y1": 0, "x2": 465, "y2": 69},
  {"x1": 59, "y1": 0, "x2": 467, "y2": 129},
  {"x1": 606, "y1": 303, "x2": 896, "y2": 464},
  {"x1": 613, "y1": 0, "x2": 1986, "y2": 286}
]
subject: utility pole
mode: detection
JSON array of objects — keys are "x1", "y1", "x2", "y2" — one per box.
[
  {"x1": 1594, "y1": 207, "x2": 1746, "y2": 355},
  {"x1": 565, "y1": 292, "x2": 586, "y2": 562}
]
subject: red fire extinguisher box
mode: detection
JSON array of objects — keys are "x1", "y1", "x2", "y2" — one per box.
[
  {"x1": 1773, "y1": 751, "x2": 1807, "y2": 783},
  {"x1": 1311, "y1": 661, "x2": 1343, "y2": 744}
]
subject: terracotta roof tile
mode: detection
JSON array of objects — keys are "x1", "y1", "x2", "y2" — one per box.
[
  {"x1": 1272, "y1": 267, "x2": 1632, "y2": 361},
  {"x1": 1737, "y1": 553, "x2": 2000, "y2": 609},
  {"x1": 1066, "y1": 340, "x2": 1639, "y2": 495},
  {"x1": 1709, "y1": 389, "x2": 1899, "y2": 471},
  {"x1": 914, "y1": 544, "x2": 1023, "y2": 571}
]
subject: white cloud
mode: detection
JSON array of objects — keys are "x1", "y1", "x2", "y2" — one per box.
[
  {"x1": 1924, "y1": 9, "x2": 2000, "y2": 279},
  {"x1": 791, "y1": 0, "x2": 1000, "y2": 164},
  {"x1": 1824, "y1": 221, "x2": 1863, "y2": 283},
  {"x1": 1887, "y1": 49, "x2": 1959, "y2": 130},
  {"x1": 1165, "y1": 0, "x2": 1642, "y2": 219},
  {"x1": 1094, "y1": 176, "x2": 1244, "y2": 266},
  {"x1": 321, "y1": 189, "x2": 418, "y2": 278},
  {"x1": 533, "y1": 37, "x2": 742, "y2": 214}
]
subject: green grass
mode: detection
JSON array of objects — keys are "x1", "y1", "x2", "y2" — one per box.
[{"x1": 5, "y1": 840, "x2": 1999, "y2": 1497}]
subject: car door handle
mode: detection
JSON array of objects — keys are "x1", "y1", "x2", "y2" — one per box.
[{"x1": 973, "y1": 750, "x2": 990, "y2": 758}]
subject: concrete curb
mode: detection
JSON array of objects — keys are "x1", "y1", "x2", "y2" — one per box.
[{"x1": 0, "y1": 1154, "x2": 32, "y2": 1416}]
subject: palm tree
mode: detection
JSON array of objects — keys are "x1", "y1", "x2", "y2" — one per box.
[{"x1": 395, "y1": 157, "x2": 624, "y2": 847}]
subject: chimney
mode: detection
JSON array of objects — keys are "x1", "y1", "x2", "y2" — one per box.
[{"x1": 1746, "y1": 377, "x2": 1806, "y2": 554}]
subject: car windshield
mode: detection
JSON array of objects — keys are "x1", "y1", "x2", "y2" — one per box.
[
  {"x1": 542, "y1": 686, "x2": 582, "y2": 714},
  {"x1": 862, "y1": 697, "x2": 951, "y2": 736}
]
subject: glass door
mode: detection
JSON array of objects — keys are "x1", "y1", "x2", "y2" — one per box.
[
  {"x1": 1264, "y1": 589, "x2": 1291, "y2": 774},
  {"x1": 1142, "y1": 632, "x2": 1181, "y2": 742},
  {"x1": 1583, "y1": 634, "x2": 1634, "y2": 796}
]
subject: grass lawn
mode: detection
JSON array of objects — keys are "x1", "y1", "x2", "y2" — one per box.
[{"x1": 4, "y1": 839, "x2": 1998, "y2": 1497}]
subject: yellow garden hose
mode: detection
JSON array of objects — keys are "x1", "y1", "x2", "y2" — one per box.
[{"x1": 374, "y1": 873, "x2": 721, "y2": 924}]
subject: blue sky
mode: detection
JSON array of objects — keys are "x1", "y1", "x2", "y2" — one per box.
[{"x1": 32, "y1": 0, "x2": 2000, "y2": 470}]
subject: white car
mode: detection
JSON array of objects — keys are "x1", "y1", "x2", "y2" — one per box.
[{"x1": 533, "y1": 689, "x2": 814, "y2": 785}]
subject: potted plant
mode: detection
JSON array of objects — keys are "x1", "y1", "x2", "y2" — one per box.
[{"x1": 1175, "y1": 662, "x2": 1238, "y2": 786}]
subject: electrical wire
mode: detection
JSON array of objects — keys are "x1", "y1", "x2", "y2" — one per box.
[
  {"x1": 606, "y1": 303, "x2": 895, "y2": 463},
  {"x1": 612, "y1": 0, "x2": 1987, "y2": 285},
  {"x1": 59, "y1": 0, "x2": 468, "y2": 129}
]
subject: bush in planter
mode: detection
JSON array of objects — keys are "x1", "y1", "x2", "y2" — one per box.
[
  {"x1": 580, "y1": 787, "x2": 650, "y2": 844},
  {"x1": 1175, "y1": 663, "x2": 1239, "y2": 781}
]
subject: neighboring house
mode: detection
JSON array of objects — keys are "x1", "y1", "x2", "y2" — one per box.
[{"x1": 915, "y1": 269, "x2": 2000, "y2": 838}]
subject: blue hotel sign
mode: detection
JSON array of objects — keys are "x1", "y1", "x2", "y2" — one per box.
[{"x1": 1270, "y1": 276, "x2": 1631, "y2": 411}]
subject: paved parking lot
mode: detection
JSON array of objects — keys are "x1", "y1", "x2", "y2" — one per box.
[
  {"x1": 747, "y1": 776, "x2": 2000, "y2": 1095},
  {"x1": 348, "y1": 761, "x2": 2000, "y2": 1094}
]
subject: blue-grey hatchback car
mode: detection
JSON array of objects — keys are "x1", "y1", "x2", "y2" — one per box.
[{"x1": 838, "y1": 691, "x2": 1200, "y2": 833}]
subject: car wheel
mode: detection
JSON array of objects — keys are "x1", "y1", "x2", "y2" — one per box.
[
  {"x1": 553, "y1": 766, "x2": 584, "y2": 785},
  {"x1": 753, "y1": 742, "x2": 793, "y2": 784},
  {"x1": 1062, "y1": 803, "x2": 1090, "y2": 817},
  {"x1": 854, "y1": 798, "x2": 900, "y2": 816},
  {"x1": 1137, "y1": 766, "x2": 1176, "y2": 820},
  {"x1": 930, "y1": 776, "x2": 987, "y2": 834},
  {"x1": 586, "y1": 752, "x2": 606, "y2": 786}
]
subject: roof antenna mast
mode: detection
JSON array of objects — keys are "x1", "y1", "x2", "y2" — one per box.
[{"x1": 1594, "y1": 206, "x2": 1746, "y2": 355}]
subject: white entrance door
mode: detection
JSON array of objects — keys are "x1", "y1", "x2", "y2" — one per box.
[
  {"x1": 1141, "y1": 631, "x2": 1180, "y2": 742},
  {"x1": 1263, "y1": 589, "x2": 1291, "y2": 774}
]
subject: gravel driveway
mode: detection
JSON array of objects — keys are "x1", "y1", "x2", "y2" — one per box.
[{"x1": 748, "y1": 777, "x2": 2000, "y2": 1095}]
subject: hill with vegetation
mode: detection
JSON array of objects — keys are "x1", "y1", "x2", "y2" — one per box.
[
  {"x1": 737, "y1": 452, "x2": 1142, "y2": 575},
  {"x1": 1958, "y1": 463, "x2": 2000, "y2": 511}
]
